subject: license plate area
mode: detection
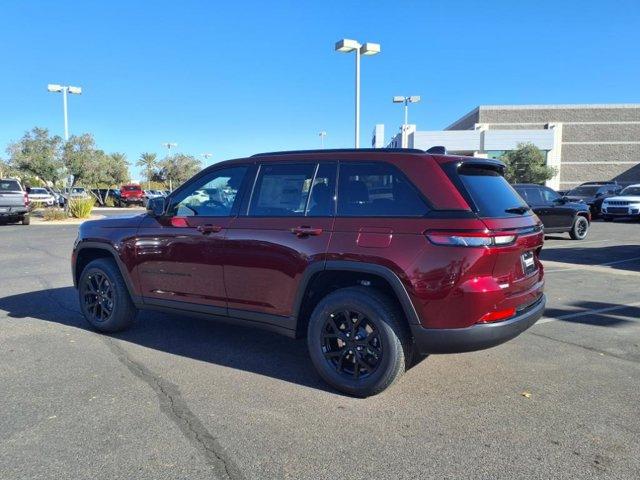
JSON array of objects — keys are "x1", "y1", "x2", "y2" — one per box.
[{"x1": 521, "y1": 251, "x2": 536, "y2": 275}]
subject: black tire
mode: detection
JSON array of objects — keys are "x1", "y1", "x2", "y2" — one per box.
[
  {"x1": 21, "y1": 214, "x2": 30, "y2": 225},
  {"x1": 307, "y1": 286, "x2": 411, "y2": 397},
  {"x1": 570, "y1": 215, "x2": 589, "y2": 240},
  {"x1": 78, "y1": 258, "x2": 137, "y2": 333}
]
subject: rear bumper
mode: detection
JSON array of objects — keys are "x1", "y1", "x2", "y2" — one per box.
[
  {"x1": 410, "y1": 295, "x2": 545, "y2": 354},
  {"x1": 0, "y1": 207, "x2": 28, "y2": 217}
]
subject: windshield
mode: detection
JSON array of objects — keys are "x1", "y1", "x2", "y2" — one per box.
[
  {"x1": 30, "y1": 188, "x2": 48, "y2": 194},
  {"x1": 620, "y1": 186, "x2": 640, "y2": 196},
  {"x1": 0, "y1": 180, "x2": 21, "y2": 191},
  {"x1": 567, "y1": 186, "x2": 599, "y2": 196},
  {"x1": 72, "y1": 187, "x2": 85, "y2": 193},
  {"x1": 455, "y1": 165, "x2": 530, "y2": 217}
]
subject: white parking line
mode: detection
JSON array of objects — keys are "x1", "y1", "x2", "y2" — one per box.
[
  {"x1": 542, "y1": 238, "x2": 611, "y2": 248},
  {"x1": 543, "y1": 256, "x2": 640, "y2": 276},
  {"x1": 537, "y1": 301, "x2": 640, "y2": 325}
]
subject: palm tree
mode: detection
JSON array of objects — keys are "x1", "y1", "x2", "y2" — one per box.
[{"x1": 136, "y1": 152, "x2": 157, "y2": 190}]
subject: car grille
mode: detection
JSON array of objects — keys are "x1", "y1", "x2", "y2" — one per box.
[
  {"x1": 607, "y1": 200, "x2": 629, "y2": 206},
  {"x1": 607, "y1": 207, "x2": 628, "y2": 214}
]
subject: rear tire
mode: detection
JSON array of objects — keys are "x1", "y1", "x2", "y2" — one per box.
[
  {"x1": 78, "y1": 258, "x2": 137, "y2": 333},
  {"x1": 570, "y1": 216, "x2": 589, "y2": 240},
  {"x1": 21, "y1": 215, "x2": 30, "y2": 225},
  {"x1": 307, "y1": 286, "x2": 411, "y2": 397}
]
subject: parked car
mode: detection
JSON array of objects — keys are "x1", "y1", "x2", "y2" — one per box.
[
  {"x1": 563, "y1": 181, "x2": 622, "y2": 217},
  {"x1": 26, "y1": 187, "x2": 56, "y2": 207},
  {"x1": 119, "y1": 184, "x2": 145, "y2": 206},
  {"x1": 513, "y1": 184, "x2": 591, "y2": 240},
  {"x1": 601, "y1": 184, "x2": 640, "y2": 221},
  {"x1": 62, "y1": 186, "x2": 90, "y2": 205},
  {"x1": 72, "y1": 148, "x2": 546, "y2": 397},
  {"x1": 0, "y1": 178, "x2": 30, "y2": 224},
  {"x1": 46, "y1": 186, "x2": 65, "y2": 207},
  {"x1": 143, "y1": 189, "x2": 165, "y2": 206}
]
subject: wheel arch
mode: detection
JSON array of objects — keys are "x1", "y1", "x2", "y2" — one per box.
[
  {"x1": 293, "y1": 260, "x2": 420, "y2": 337},
  {"x1": 74, "y1": 242, "x2": 139, "y2": 303}
]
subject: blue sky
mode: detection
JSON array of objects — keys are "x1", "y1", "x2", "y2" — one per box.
[{"x1": 2, "y1": 0, "x2": 639, "y2": 180}]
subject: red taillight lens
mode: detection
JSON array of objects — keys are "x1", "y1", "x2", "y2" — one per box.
[
  {"x1": 170, "y1": 216, "x2": 189, "y2": 228},
  {"x1": 426, "y1": 231, "x2": 517, "y2": 247},
  {"x1": 23, "y1": 193, "x2": 30, "y2": 206},
  {"x1": 478, "y1": 307, "x2": 516, "y2": 323}
]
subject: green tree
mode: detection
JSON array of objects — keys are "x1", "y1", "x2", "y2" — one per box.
[
  {"x1": 107, "y1": 153, "x2": 130, "y2": 186},
  {"x1": 6, "y1": 127, "x2": 64, "y2": 183},
  {"x1": 501, "y1": 143, "x2": 557, "y2": 184},
  {"x1": 136, "y1": 152, "x2": 157, "y2": 190},
  {"x1": 63, "y1": 133, "x2": 105, "y2": 186},
  {"x1": 158, "y1": 153, "x2": 202, "y2": 189}
]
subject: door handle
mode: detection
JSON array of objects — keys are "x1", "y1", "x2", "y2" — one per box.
[
  {"x1": 197, "y1": 224, "x2": 223, "y2": 234},
  {"x1": 291, "y1": 226, "x2": 323, "y2": 237}
]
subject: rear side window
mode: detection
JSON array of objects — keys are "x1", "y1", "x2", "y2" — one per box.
[
  {"x1": 249, "y1": 164, "x2": 315, "y2": 216},
  {"x1": 337, "y1": 162, "x2": 428, "y2": 217},
  {"x1": 0, "y1": 180, "x2": 21, "y2": 191},
  {"x1": 456, "y1": 165, "x2": 530, "y2": 217}
]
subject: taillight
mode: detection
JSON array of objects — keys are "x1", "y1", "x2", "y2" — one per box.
[
  {"x1": 23, "y1": 192, "x2": 30, "y2": 207},
  {"x1": 478, "y1": 307, "x2": 516, "y2": 323},
  {"x1": 426, "y1": 230, "x2": 517, "y2": 247}
]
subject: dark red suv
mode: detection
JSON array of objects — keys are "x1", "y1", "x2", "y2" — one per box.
[{"x1": 72, "y1": 149, "x2": 545, "y2": 396}]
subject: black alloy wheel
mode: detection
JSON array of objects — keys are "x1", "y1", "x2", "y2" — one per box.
[
  {"x1": 82, "y1": 271, "x2": 114, "y2": 323},
  {"x1": 321, "y1": 309, "x2": 383, "y2": 379}
]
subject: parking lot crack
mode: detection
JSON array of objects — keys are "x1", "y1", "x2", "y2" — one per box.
[{"x1": 102, "y1": 337, "x2": 245, "y2": 480}]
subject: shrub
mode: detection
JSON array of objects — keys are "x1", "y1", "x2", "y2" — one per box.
[
  {"x1": 104, "y1": 196, "x2": 116, "y2": 207},
  {"x1": 69, "y1": 197, "x2": 95, "y2": 218},
  {"x1": 43, "y1": 208, "x2": 69, "y2": 221}
]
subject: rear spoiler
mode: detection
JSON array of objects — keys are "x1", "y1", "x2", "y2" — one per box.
[{"x1": 457, "y1": 158, "x2": 506, "y2": 174}]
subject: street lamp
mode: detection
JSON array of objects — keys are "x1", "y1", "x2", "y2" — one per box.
[
  {"x1": 47, "y1": 84, "x2": 82, "y2": 141},
  {"x1": 393, "y1": 96, "x2": 421, "y2": 127},
  {"x1": 335, "y1": 39, "x2": 380, "y2": 148},
  {"x1": 200, "y1": 153, "x2": 213, "y2": 167},
  {"x1": 162, "y1": 143, "x2": 178, "y2": 191},
  {"x1": 318, "y1": 131, "x2": 327, "y2": 149}
]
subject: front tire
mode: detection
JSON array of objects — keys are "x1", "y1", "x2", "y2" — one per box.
[
  {"x1": 307, "y1": 287, "x2": 411, "y2": 397},
  {"x1": 570, "y1": 216, "x2": 589, "y2": 240},
  {"x1": 79, "y1": 258, "x2": 137, "y2": 332}
]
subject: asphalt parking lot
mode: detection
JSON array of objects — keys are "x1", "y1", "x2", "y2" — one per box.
[{"x1": 1, "y1": 217, "x2": 639, "y2": 479}]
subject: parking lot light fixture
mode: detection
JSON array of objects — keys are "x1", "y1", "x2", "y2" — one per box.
[
  {"x1": 318, "y1": 131, "x2": 327, "y2": 148},
  {"x1": 335, "y1": 38, "x2": 381, "y2": 148},
  {"x1": 47, "y1": 83, "x2": 83, "y2": 141},
  {"x1": 393, "y1": 95, "x2": 421, "y2": 128}
]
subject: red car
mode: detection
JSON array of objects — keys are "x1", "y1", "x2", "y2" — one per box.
[
  {"x1": 119, "y1": 184, "x2": 145, "y2": 206},
  {"x1": 72, "y1": 149, "x2": 545, "y2": 396}
]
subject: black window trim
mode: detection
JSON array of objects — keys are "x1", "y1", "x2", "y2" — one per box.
[{"x1": 336, "y1": 160, "x2": 432, "y2": 218}]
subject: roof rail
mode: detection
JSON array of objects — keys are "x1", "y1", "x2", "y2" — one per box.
[{"x1": 251, "y1": 148, "x2": 425, "y2": 157}]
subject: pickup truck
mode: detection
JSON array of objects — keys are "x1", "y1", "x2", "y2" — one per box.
[{"x1": 0, "y1": 178, "x2": 30, "y2": 225}]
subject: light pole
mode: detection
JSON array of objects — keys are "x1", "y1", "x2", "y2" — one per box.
[
  {"x1": 47, "y1": 84, "x2": 82, "y2": 141},
  {"x1": 318, "y1": 131, "x2": 327, "y2": 149},
  {"x1": 200, "y1": 153, "x2": 213, "y2": 167},
  {"x1": 335, "y1": 39, "x2": 380, "y2": 148},
  {"x1": 393, "y1": 96, "x2": 421, "y2": 128},
  {"x1": 162, "y1": 142, "x2": 178, "y2": 191}
]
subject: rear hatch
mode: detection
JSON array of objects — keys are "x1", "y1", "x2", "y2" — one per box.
[
  {"x1": 442, "y1": 159, "x2": 544, "y2": 302},
  {"x1": 0, "y1": 180, "x2": 27, "y2": 211}
]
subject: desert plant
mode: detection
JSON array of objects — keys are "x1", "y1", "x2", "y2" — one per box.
[
  {"x1": 68, "y1": 197, "x2": 95, "y2": 218},
  {"x1": 42, "y1": 208, "x2": 69, "y2": 221}
]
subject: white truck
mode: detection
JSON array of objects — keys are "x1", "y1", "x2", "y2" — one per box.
[{"x1": 0, "y1": 179, "x2": 30, "y2": 225}]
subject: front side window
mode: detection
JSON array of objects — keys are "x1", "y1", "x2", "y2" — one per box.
[
  {"x1": 249, "y1": 163, "x2": 315, "y2": 216},
  {"x1": 169, "y1": 166, "x2": 247, "y2": 217},
  {"x1": 337, "y1": 162, "x2": 428, "y2": 217}
]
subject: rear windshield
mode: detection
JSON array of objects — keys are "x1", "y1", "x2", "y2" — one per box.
[
  {"x1": 122, "y1": 185, "x2": 141, "y2": 191},
  {"x1": 455, "y1": 165, "x2": 530, "y2": 218},
  {"x1": 0, "y1": 180, "x2": 21, "y2": 191},
  {"x1": 568, "y1": 186, "x2": 599, "y2": 196},
  {"x1": 30, "y1": 188, "x2": 48, "y2": 194}
]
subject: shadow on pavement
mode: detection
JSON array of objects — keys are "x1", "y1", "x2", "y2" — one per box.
[
  {"x1": 0, "y1": 286, "x2": 342, "y2": 394},
  {"x1": 543, "y1": 301, "x2": 640, "y2": 327}
]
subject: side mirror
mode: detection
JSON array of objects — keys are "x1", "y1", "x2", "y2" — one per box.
[{"x1": 146, "y1": 196, "x2": 166, "y2": 217}]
